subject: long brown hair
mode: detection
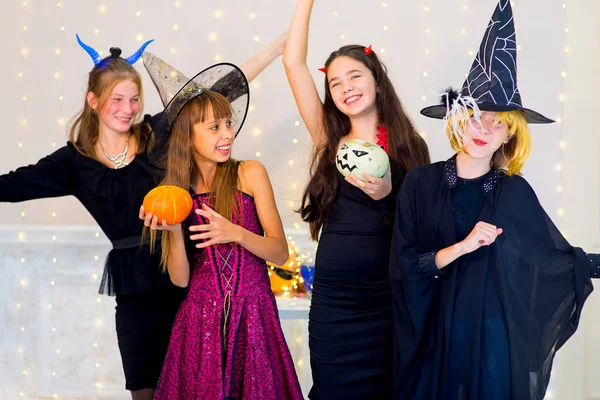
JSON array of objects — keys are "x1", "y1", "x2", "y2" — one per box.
[
  {"x1": 69, "y1": 56, "x2": 150, "y2": 158},
  {"x1": 156, "y1": 91, "x2": 241, "y2": 268},
  {"x1": 299, "y1": 45, "x2": 430, "y2": 240}
]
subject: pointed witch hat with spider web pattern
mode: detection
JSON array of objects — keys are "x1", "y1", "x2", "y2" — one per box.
[{"x1": 420, "y1": 0, "x2": 554, "y2": 124}]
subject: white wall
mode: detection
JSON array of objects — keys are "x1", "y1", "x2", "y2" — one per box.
[{"x1": 1, "y1": 0, "x2": 599, "y2": 398}]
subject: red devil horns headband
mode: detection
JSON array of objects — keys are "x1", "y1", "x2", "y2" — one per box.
[{"x1": 318, "y1": 45, "x2": 372, "y2": 73}]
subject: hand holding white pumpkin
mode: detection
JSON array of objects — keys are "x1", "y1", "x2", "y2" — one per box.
[
  {"x1": 336, "y1": 139, "x2": 392, "y2": 200},
  {"x1": 345, "y1": 167, "x2": 392, "y2": 201}
]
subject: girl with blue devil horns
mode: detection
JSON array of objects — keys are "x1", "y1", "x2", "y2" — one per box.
[{"x1": 0, "y1": 32, "x2": 287, "y2": 399}]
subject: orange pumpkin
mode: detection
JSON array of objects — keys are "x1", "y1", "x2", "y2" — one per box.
[{"x1": 143, "y1": 185, "x2": 193, "y2": 225}]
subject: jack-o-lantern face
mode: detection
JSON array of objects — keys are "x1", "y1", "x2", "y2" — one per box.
[{"x1": 336, "y1": 139, "x2": 389, "y2": 181}]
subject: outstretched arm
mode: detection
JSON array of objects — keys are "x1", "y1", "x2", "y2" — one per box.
[
  {"x1": 0, "y1": 144, "x2": 76, "y2": 203},
  {"x1": 282, "y1": 0, "x2": 326, "y2": 147}
]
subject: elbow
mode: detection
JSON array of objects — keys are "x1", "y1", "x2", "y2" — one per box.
[
  {"x1": 282, "y1": 55, "x2": 304, "y2": 71},
  {"x1": 274, "y1": 246, "x2": 290, "y2": 267},
  {"x1": 170, "y1": 276, "x2": 189, "y2": 288}
]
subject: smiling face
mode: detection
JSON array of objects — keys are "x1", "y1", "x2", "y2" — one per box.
[
  {"x1": 191, "y1": 103, "x2": 235, "y2": 165},
  {"x1": 463, "y1": 111, "x2": 511, "y2": 162},
  {"x1": 88, "y1": 79, "x2": 140, "y2": 135},
  {"x1": 326, "y1": 56, "x2": 378, "y2": 118}
]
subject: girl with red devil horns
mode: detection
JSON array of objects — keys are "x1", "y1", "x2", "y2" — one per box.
[{"x1": 283, "y1": 0, "x2": 430, "y2": 398}]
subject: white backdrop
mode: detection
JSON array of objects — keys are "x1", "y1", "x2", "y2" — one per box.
[{"x1": 1, "y1": 0, "x2": 599, "y2": 399}]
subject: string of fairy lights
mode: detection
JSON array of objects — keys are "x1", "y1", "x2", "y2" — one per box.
[{"x1": 4, "y1": 0, "x2": 583, "y2": 397}]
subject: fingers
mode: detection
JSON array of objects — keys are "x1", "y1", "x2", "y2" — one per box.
[
  {"x1": 150, "y1": 215, "x2": 159, "y2": 230},
  {"x1": 195, "y1": 239, "x2": 218, "y2": 249},
  {"x1": 473, "y1": 222, "x2": 502, "y2": 246},
  {"x1": 144, "y1": 211, "x2": 154, "y2": 227},
  {"x1": 139, "y1": 205, "x2": 145, "y2": 220},
  {"x1": 361, "y1": 172, "x2": 382, "y2": 184},
  {"x1": 190, "y1": 232, "x2": 212, "y2": 241},
  {"x1": 189, "y1": 224, "x2": 212, "y2": 232}
]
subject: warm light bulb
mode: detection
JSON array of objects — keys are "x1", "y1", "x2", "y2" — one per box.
[{"x1": 255, "y1": 152, "x2": 261, "y2": 157}]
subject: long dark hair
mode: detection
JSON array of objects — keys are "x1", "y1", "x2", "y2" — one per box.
[{"x1": 299, "y1": 45, "x2": 430, "y2": 240}]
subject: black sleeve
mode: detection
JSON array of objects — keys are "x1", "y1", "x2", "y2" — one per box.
[
  {"x1": 0, "y1": 144, "x2": 76, "y2": 202},
  {"x1": 589, "y1": 253, "x2": 600, "y2": 278},
  {"x1": 508, "y1": 176, "x2": 593, "y2": 351},
  {"x1": 389, "y1": 169, "x2": 443, "y2": 370}
]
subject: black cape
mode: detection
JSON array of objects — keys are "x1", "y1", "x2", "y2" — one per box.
[{"x1": 390, "y1": 156, "x2": 594, "y2": 400}]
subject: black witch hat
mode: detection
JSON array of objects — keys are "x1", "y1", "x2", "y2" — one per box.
[
  {"x1": 142, "y1": 52, "x2": 249, "y2": 170},
  {"x1": 420, "y1": 0, "x2": 554, "y2": 124}
]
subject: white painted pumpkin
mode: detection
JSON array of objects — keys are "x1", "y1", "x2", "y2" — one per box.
[{"x1": 336, "y1": 139, "x2": 389, "y2": 181}]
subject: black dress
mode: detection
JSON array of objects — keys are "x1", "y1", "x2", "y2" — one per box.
[
  {"x1": 308, "y1": 172, "x2": 395, "y2": 399},
  {"x1": 0, "y1": 141, "x2": 187, "y2": 391},
  {"x1": 390, "y1": 155, "x2": 599, "y2": 400}
]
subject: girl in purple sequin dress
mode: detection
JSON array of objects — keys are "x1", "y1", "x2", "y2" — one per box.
[{"x1": 140, "y1": 54, "x2": 303, "y2": 399}]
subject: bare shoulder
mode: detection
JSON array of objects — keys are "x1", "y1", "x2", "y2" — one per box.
[{"x1": 237, "y1": 160, "x2": 270, "y2": 197}]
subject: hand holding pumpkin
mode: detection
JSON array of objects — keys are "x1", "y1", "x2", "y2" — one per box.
[
  {"x1": 189, "y1": 203, "x2": 242, "y2": 249},
  {"x1": 139, "y1": 205, "x2": 181, "y2": 232},
  {"x1": 345, "y1": 166, "x2": 392, "y2": 201}
]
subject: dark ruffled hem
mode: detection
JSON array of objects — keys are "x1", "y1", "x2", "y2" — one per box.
[{"x1": 98, "y1": 243, "x2": 170, "y2": 296}]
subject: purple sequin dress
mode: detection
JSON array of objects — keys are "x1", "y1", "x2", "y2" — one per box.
[{"x1": 154, "y1": 191, "x2": 303, "y2": 400}]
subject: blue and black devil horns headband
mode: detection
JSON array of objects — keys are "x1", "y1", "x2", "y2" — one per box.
[{"x1": 76, "y1": 34, "x2": 154, "y2": 66}]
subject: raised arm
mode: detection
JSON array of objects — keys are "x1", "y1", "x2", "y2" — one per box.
[
  {"x1": 240, "y1": 32, "x2": 287, "y2": 83},
  {"x1": 282, "y1": 0, "x2": 326, "y2": 147}
]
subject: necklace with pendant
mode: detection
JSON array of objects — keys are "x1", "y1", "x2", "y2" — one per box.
[{"x1": 100, "y1": 135, "x2": 131, "y2": 169}]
